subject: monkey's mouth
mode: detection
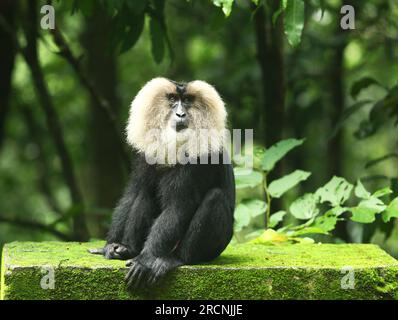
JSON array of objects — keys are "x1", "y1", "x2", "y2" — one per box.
[{"x1": 175, "y1": 121, "x2": 188, "y2": 132}]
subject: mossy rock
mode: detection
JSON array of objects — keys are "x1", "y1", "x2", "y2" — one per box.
[{"x1": 1, "y1": 241, "x2": 398, "y2": 300}]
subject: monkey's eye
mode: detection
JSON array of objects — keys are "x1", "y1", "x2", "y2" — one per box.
[
  {"x1": 167, "y1": 94, "x2": 178, "y2": 103},
  {"x1": 183, "y1": 95, "x2": 194, "y2": 104}
]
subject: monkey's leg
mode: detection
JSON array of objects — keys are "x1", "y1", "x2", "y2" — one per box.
[
  {"x1": 125, "y1": 189, "x2": 233, "y2": 289},
  {"x1": 89, "y1": 187, "x2": 158, "y2": 260},
  {"x1": 89, "y1": 177, "x2": 138, "y2": 259},
  {"x1": 176, "y1": 188, "x2": 234, "y2": 264},
  {"x1": 121, "y1": 192, "x2": 159, "y2": 259}
]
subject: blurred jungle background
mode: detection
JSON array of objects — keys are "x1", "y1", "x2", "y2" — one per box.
[{"x1": 1, "y1": 0, "x2": 398, "y2": 257}]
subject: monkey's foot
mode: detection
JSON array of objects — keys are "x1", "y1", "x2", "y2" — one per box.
[
  {"x1": 125, "y1": 259, "x2": 151, "y2": 290},
  {"x1": 125, "y1": 256, "x2": 183, "y2": 289},
  {"x1": 147, "y1": 257, "x2": 183, "y2": 285},
  {"x1": 88, "y1": 243, "x2": 132, "y2": 260}
]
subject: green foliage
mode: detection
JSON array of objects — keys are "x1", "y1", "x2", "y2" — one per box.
[
  {"x1": 69, "y1": 0, "x2": 171, "y2": 62},
  {"x1": 261, "y1": 138, "x2": 304, "y2": 171},
  {"x1": 233, "y1": 138, "x2": 398, "y2": 245},
  {"x1": 268, "y1": 210, "x2": 286, "y2": 228},
  {"x1": 382, "y1": 198, "x2": 398, "y2": 222},
  {"x1": 350, "y1": 77, "x2": 382, "y2": 99},
  {"x1": 211, "y1": 0, "x2": 306, "y2": 47},
  {"x1": 315, "y1": 176, "x2": 353, "y2": 207},
  {"x1": 272, "y1": 0, "x2": 288, "y2": 24},
  {"x1": 234, "y1": 199, "x2": 267, "y2": 232},
  {"x1": 268, "y1": 170, "x2": 311, "y2": 198},
  {"x1": 212, "y1": 0, "x2": 234, "y2": 16},
  {"x1": 234, "y1": 168, "x2": 263, "y2": 189},
  {"x1": 290, "y1": 193, "x2": 319, "y2": 220},
  {"x1": 339, "y1": 79, "x2": 398, "y2": 140},
  {"x1": 284, "y1": 0, "x2": 305, "y2": 47}
]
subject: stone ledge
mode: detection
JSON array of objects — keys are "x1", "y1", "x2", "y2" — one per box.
[{"x1": 1, "y1": 241, "x2": 398, "y2": 300}]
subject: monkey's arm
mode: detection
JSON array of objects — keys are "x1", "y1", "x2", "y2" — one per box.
[
  {"x1": 106, "y1": 180, "x2": 138, "y2": 244},
  {"x1": 143, "y1": 204, "x2": 196, "y2": 256},
  {"x1": 125, "y1": 186, "x2": 198, "y2": 288},
  {"x1": 88, "y1": 177, "x2": 138, "y2": 259}
]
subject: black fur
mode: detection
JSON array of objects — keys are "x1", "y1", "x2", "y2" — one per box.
[{"x1": 91, "y1": 151, "x2": 235, "y2": 289}]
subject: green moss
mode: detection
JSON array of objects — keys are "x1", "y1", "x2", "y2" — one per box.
[
  {"x1": 0, "y1": 248, "x2": 5, "y2": 300},
  {"x1": 1, "y1": 241, "x2": 398, "y2": 300}
]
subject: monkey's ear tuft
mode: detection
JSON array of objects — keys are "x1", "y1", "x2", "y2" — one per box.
[
  {"x1": 188, "y1": 80, "x2": 227, "y2": 128},
  {"x1": 125, "y1": 77, "x2": 174, "y2": 148}
]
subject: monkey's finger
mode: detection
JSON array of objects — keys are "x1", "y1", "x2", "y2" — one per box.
[
  {"x1": 133, "y1": 268, "x2": 149, "y2": 290},
  {"x1": 127, "y1": 267, "x2": 144, "y2": 289},
  {"x1": 125, "y1": 265, "x2": 137, "y2": 282},
  {"x1": 147, "y1": 272, "x2": 159, "y2": 286},
  {"x1": 88, "y1": 248, "x2": 104, "y2": 255}
]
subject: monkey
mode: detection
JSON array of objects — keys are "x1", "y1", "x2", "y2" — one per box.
[{"x1": 89, "y1": 78, "x2": 235, "y2": 289}]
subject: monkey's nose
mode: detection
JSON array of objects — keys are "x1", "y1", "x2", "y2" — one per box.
[{"x1": 176, "y1": 112, "x2": 186, "y2": 118}]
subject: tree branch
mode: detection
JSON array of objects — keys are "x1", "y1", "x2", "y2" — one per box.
[
  {"x1": 18, "y1": 102, "x2": 63, "y2": 214},
  {"x1": 0, "y1": 215, "x2": 73, "y2": 241},
  {"x1": 0, "y1": 0, "x2": 17, "y2": 151},
  {"x1": 24, "y1": 0, "x2": 88, "y2": 241},
  {"x1": 50, "y1": 26, "x2": 131, "y2": 171},
  {"x1": 0, "y1": 2, "x2": 89, "y2": 240}
]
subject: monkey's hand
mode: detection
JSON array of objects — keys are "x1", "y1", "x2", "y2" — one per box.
[
  {"x1": 125, "y1": 252, "x2": 156, "y2": 290},
  {"x1": 125, "y1": 254, "x2": 183, "y2": 290},
  {"x1": 88, "y1": 243, "x2": 133, "y2": 260}
]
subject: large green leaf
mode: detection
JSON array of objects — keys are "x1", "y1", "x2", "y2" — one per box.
[
  {"x1": 354, "y1": 180, "x2": 371, "y2": 199},
  {"x1": 234, "y1": 168, "x2": 263, "y2": 189},
  {"x1": 350, "y1": 77, "x2": 382, "y2": 99},
  {"x1": 250, "y1": 229, "x2": 289, "y2": 244},
  {"x1": 272, "y1": 0, "x2": 288, "y2": 24},
  {"x1": 269, "y1": 210, "x2": 287, "y2": 228},
  {"x1": 290, "y1": 193, "x2": 319, "y2": 220},
  {"x1": 149, "y1": 17, "x2": 165, "y2": 64},
  {"x1": 316, "y1": 176, "x2": 353, "y2": 206},
  {"x1": 350, "y1": 198, "x2": 386, "y2": 223},
  {"x1": 234, "y1": 199, "x2": 267, "y2": 231},
  {"x1": 365, "y1": 153, "x2": 398, "y2": 169},
  {"x1": 261, "y1": 138, "x2": 304, "y2": 172},
  {"x1": 234, "y1": 204, "x2": 251, "y2": 231},
  {"x1": 242, "y1": 199, "x2": 267, "y2": 217},
  {"x1": 372, "y1": 187, "x2": 393, "y2": 198},
  {"x1": 284, "y1": 0, "x2": 305, "y2": 47},
  {"x1": 359, "y1": 198, "x2": 387, "y2": 212},
  {"x1": 212, "y1": 0, "x2": 234, "y2": 16},
  {"x1": 313, "y1": 212, "x2": 338, "y2": 233},
  {"x1": 325, "y1": 206, "x2": 348, "y2": 217},
  {"x1": 329, "y1": 100, "x2": 372, "y2": 139},
  {"x1": 290, "y1": 227, "x2": 327, "y2": 236},
  {"x1": 268, "y1": 170, "x2": 311, "y2": 198},
  {"x1": 382, "y1": 197, "x2": 398, "y2": 222},
  {"x1": 71, "y1": 0, "x2": 95, "y2": 16},
  {"x1": 350, "y1": 207, "x2": 377, "y2": 223},
  {"x1": 119, "y1": 13, "x2": 145, "y2": 54}
]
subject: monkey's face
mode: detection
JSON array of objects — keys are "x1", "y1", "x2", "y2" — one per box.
[
  {"x1": 166, "y1": 87, "x2": 194, "y2": 132},
  {"x1": 126, "y1": 78, "x2": 227, "y2": 164}
]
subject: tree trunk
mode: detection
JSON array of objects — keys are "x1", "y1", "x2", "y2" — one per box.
[
  {"x1": 24, "y1": 0, "x2": 89, "y2": 241},
  {"x1": 82, "y1": 9, "x2": 125, "y2": 237},
  {"x1": 253, "y1": 2, "x2": 285, "y2": 147},
  {"x1": 328, "y1": 29, "x2": 346, "y2": 177},
  {"x1": 0, "y1": 0, "x2": 17, "y2": 150},
  {"x1": 253, "y1": 2, "x2": 286, "y2": 218}
]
